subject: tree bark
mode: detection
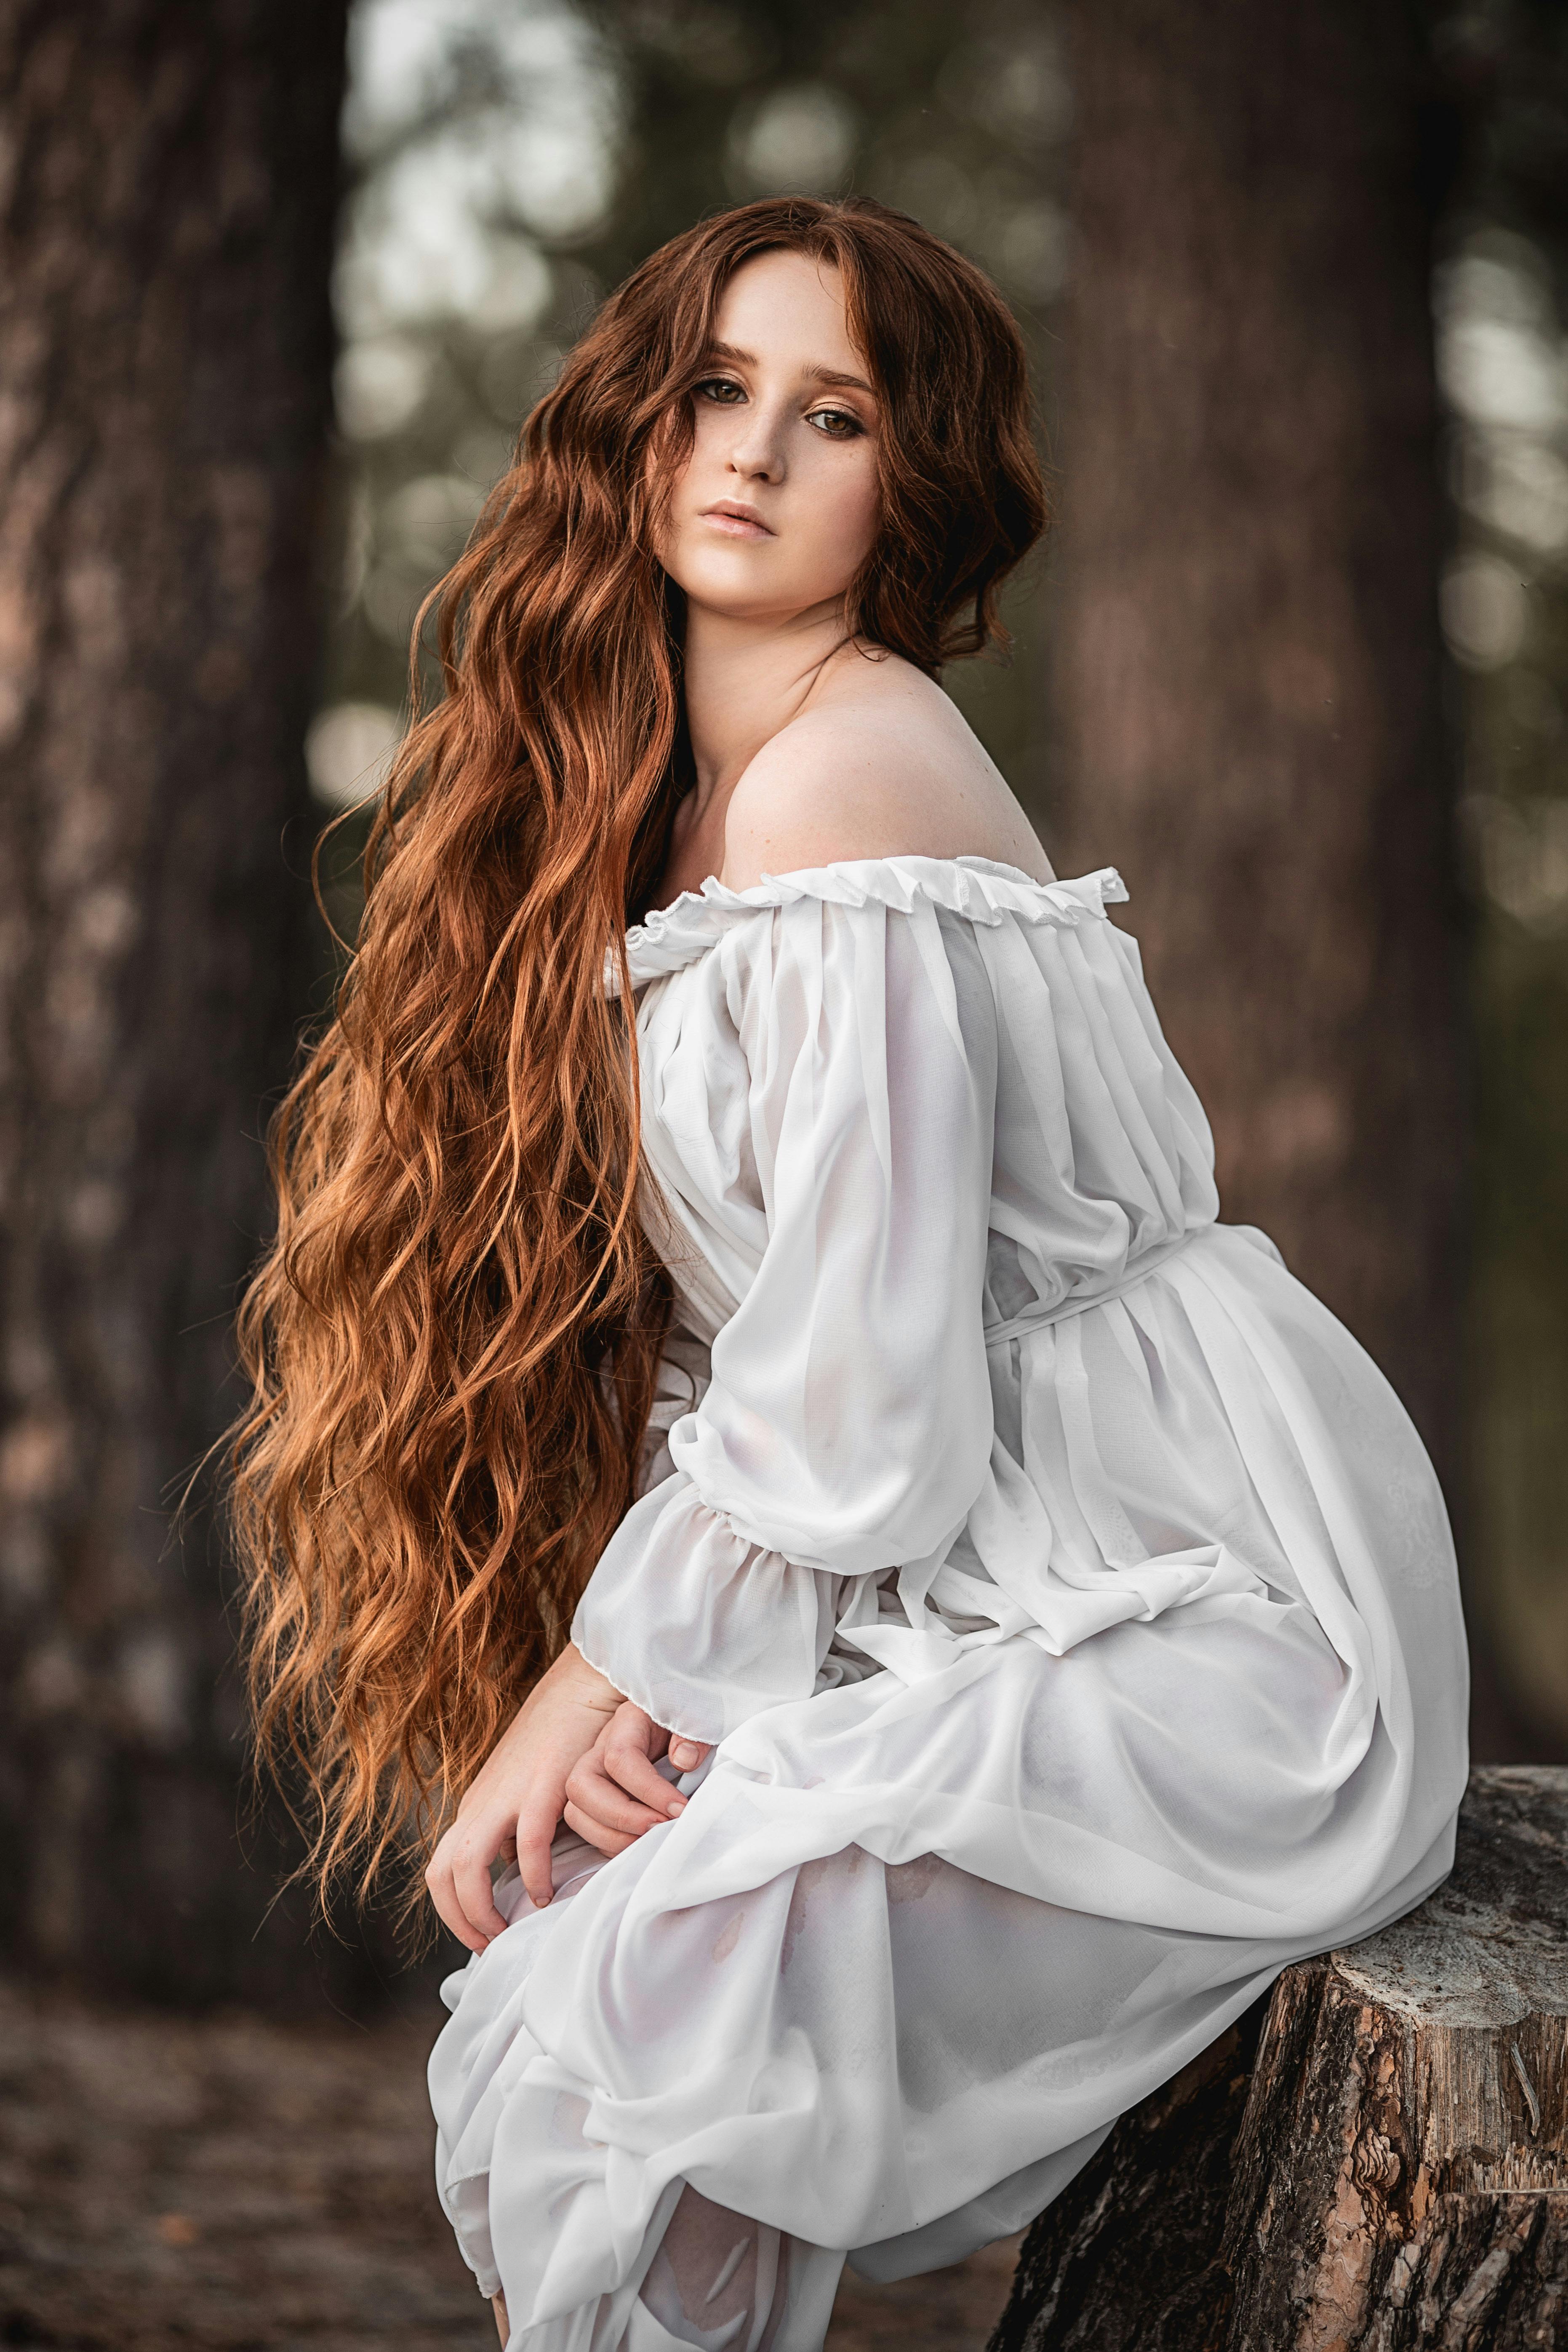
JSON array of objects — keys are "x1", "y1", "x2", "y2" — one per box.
[
  {"x1": 0, "y1": 0, "x2": 347, "y2": 2001},
  {"x1": 1220, "y1": 1768, "x2": 1568, "y2": 2350},
  {"x1": 1051, "y1": 0, "x2": 1464, "y2": 1483},
  {"x1": 988, "y1": 1766, "x2": 1568, "y2": 2352},
  {"x1": 987, "y1": 1997, "x2": 1270, "y2": 2352}
]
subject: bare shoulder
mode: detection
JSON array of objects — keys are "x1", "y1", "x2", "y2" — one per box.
[{"x1": 720, "y1": 654, "x2": 1054, "y2": 890}]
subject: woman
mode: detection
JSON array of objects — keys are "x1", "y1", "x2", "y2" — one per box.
[{"x1": 234, "y1": 197, "x2": 1468, "y2": 2351}]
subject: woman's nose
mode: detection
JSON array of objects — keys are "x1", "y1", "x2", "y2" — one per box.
[{"x1": 726, "y1": 405, "x2": 786, "y2": 482}]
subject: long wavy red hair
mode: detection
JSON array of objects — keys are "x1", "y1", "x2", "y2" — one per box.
[{"x1": 231, "y1": 195, "x2": 1047, "y2": 1916}]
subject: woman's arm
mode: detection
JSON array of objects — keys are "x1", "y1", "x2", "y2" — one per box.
[
  {"x1": 503, "y1": 896, "x2": 999, "y2": 1869},
  {"x1": 571, "y1": 894, "x2": 1000, "y2": 1738},
  {"x1": 429, "y1": 1315, "x2": 720, "y2": 1924}
]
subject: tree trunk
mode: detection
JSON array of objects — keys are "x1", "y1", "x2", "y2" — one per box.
[
  {"x1": 988, "y1": 1766, "x2": 1568, "y2": 2351},
  {"x1": 0, "y1": 0, "x2": 348, "y2": 2003},
  {"x1": 1051, "y1": 0, "x2": 1463, "y2": 1484}
]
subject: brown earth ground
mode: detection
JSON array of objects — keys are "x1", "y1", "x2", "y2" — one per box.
[{"x1": 0, "y1": 1979, "x2": 1021, "y2": 2350}]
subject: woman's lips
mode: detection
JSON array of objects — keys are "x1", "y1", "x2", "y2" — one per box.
[{"x1": 700, "y1": 506, "x2": 773, "y2": 538}]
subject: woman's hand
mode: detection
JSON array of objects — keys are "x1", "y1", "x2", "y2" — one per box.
[
  {"x1": 424, "y1": 1643, "x2": 625, "y2": 1954},
  {"x1": 563, "y1": 1701, "x2": 712, "y2": 1857}
]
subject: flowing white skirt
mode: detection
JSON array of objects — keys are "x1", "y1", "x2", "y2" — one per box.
[{"x1": 428, "y1": 1581, "x2": 1457, "y2": 2349}]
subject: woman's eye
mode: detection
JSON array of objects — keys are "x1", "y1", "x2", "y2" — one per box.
[
  {"x1": 808, "y1": 407, "x2": 863, "y2": 439},
  {"x1": 696, "y1": 378, "x2": 746, "y2": 405}
]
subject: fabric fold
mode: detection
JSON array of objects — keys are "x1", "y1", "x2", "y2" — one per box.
[
  {"x1": 574, "y1": 1474, "x2": 852, "y2": 1745},
  {"x1": 615, "y1": 855, "x2": 1128, "y2": 989}
]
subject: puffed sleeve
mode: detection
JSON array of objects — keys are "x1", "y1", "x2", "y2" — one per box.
[{"x1": 572, "y1": 896, "x2": 999, "y2": 1743}]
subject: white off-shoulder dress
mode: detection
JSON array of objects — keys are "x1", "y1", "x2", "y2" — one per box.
[{"x1": 429, "y1": 858, "x2": 1469, "y2": 2352}]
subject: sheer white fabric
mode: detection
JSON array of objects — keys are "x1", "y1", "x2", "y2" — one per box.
[{"x1": 429, "y1": 858, "x2": 1469, "y2": 2349}]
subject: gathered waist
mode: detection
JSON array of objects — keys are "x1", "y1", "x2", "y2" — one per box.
[{"x1": 984, "y1": 1228, "x2": 1203, "y2": 1352}]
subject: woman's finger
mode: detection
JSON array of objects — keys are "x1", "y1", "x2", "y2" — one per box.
[
  {"x1": 513, "y1": 1786, "x2": 563, "y2": 1911},
  {"x1": 601, "y1": 1718, "x2": 690, "y2": 1818},
  {"x1": 449, "y1": 1819, "x2": 511, "y2": 1947},
  {"x1": 667, "y1": 1736, "x2": 711, "y2": 1772},
  {"x1": 563, "y1": 1800, "x2": 638, "y2": 1856},
  {"x1": 424, "y1": 1825, "x2": 503, "y2": 1954},
  {"x1": 424, "y1": 1851, "x2": 485, "y2": 1955},
  {"x1": 565, "y1": 1751, "x2": 672, "y2": 1838}
]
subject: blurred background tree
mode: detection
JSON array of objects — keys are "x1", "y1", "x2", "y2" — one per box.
[
  {"x1": 1052, "y1": 0, "x2": 1463, "y2": 1492},
  {"x1": 4, "y1": 0, "x2": 1567, "y2": 2014},
  {"x1": 0, "y1": 0, "x2": 375, "y2": 2005},
  {"x1": 1434, "y1": 0, "x2": 1568, "y2": 1756}
]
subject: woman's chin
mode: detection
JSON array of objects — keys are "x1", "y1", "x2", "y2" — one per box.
[
  {"x1": 674, "y1": 567, "x2": 857, "y2": 631},
  {"x1": 679, "y1": 581, "x2": 816, "y2": 626}
]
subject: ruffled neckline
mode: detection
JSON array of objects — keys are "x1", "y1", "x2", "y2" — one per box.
[{"x1": 619, "y1": 856, "x2": 1129, "y2": 986}]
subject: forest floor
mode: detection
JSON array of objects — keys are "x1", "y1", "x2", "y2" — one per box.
[{"x1": 0, "y1": 1976, "x2": 1021, "y2": 2350}]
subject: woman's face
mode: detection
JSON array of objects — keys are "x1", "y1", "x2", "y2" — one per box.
[{"x1": 658, "y1": 248, "x2": 882, "y2": 624}]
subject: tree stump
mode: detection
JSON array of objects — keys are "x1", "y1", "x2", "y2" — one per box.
[{"x1": 988, "y1": 1767, "x2": 1568, "y2": 2351}]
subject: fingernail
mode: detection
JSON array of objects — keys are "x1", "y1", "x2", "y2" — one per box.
[{"x1": 667, "y1": 1797, "x2": 685, "y2": 1816}]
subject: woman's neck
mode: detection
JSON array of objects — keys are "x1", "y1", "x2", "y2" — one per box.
[{"x1": 680, "y1": 596, "x2": 851, "y2": 821}]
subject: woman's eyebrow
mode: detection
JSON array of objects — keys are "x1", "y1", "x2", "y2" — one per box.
[
  {"x1": 704, "y1": 339, "x2": 874, "y2": 395},
  {"x1": 805, "y1": 364, "x2": 875, "y2": 394}
]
